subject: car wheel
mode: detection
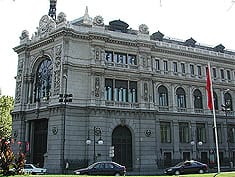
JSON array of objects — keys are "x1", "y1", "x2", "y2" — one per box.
[
  {"x1": 114, "y1": 172, "x2": 121, "y2": 176},
  {"x1": 175, "y1": 170, "x2": 180, "y2": 175},
  {"x1": 199, "y1": 169, "x2": 204, "y2": 174}
]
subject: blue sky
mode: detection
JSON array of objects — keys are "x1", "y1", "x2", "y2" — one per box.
[{"x1": 0, "y1": 0, "x2": 235, "y2": 97}]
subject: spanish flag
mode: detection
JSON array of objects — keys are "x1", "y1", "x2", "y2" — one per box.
[{"x1": 206, "y1": 64, "x2": 213, "y2": 110}]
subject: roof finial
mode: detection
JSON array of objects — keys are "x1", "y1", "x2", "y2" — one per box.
[
  {"x1": 48, "y1": 0, "x2": 57, "y2": 21},
  {"x1": 83, "y1": 6, "x2": 91, "y2": 24}
]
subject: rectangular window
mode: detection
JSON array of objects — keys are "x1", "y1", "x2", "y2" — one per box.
[
  {"x1": 128, "y1": 54, "x2": 137, "y2": 65},
  {"x1": 228, "y1": 125, "x2": 235, "y2": 143},
  {"x1": 221, "y1": 69, "x2": 225, "y2": 80},
  {"x1": 177, "y1": 95, "x2": 186, "y2": 108},
  {"x1": 173, "y1": 62, "x2": 178, "y2": 73},
  {"x1": 115, "y1": 80, "x2": 128, "y2": 102},
  {"x1": 163, "y1": 60, "x2": 168, "y2": 72},
  {"x1": 212, "y1": 68, "x2": 217, "y2": 78},
  {"x1": 114, "y1": 53, "x2": 127, "y2": 64},
  {"x1": 197, "y1": 65, "x2": 202, "y2": 77},
  {"x1": 155, "y1": 59, "x2": 160, "y2": 71},
  {"x1": 160, "y1": 122, "x2": 171, "y2": 143},
  {"x1": 213, "y1": 124, "x2": 222, "y2": 144},
  {"x1": 179, "y1": 122, "x2": 189, "y2": 143},
  {"x1": 105, "y1": 51, "x2": 113, "y2": 62},
  {"x1": 105, "y1": 79, "x2": 137, "y2": 103},
  {"x1": 190, "y1": 64, "x2": 194, "y2": 75},
  {"x1": 105, "y1": 79, "x2": 113, "y2": 101},
  {"x1": 129, "y1": 81, "x2": 137, "y2": 103},
  {"x1": 227, "y1": 70, "x2": 231, "y2": 81},
  {"x1": 196, "y1": 123, "x2": 206, "y2": 143},
  {"x1": 159, "y1": 93, "x2": 168, "y2": 106},
  {"x1": 181, "y1": 63, "x2": 185, "y2": 74}
]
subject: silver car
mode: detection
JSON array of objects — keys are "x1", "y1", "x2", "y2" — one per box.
[{"x1": 23, "y1": 164, "x2": 47, "y2": 175}]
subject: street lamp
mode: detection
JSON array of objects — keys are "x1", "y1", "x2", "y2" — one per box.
[
  {"x1": 86, "y1": 127, "x2": 103, "y2": 163},
  {"x1": 190, "y1": 140, "x2": 203, "y2": 160},
  {"x1": 58, "y1": 75, "x2": 73, "y2": 173},
  {"x1": 222, "y1": 89, "x2": 231, "y2": 117},
  {"x1": 222, "y1": 89, "x2": 231, "y2": 161}
]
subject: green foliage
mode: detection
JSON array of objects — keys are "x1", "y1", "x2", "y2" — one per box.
[{"x1": 0, "y1": 95, "x2": 14, "y2": 138}]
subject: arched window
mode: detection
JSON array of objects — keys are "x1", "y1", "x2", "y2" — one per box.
[
  {"x1": 176, "y1": 87, "x2": 186, "y2": 108},
  {"x1": 224, "y1": 92, "x2": 233, "y2": 111},
  {"x1": 213, "y1": 92, "x2": 218, "y2": 110},
  {"x1": 158, "y1": 85, "x2": 168, "y2": 106},
  {"x1": 34, "y1": 58, "x2": 53, "y2": 102},
  {"x1": 193, "y1": 89, "x2": 203, "y2": 109}
]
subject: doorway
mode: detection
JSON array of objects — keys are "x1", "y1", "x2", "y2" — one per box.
[
  {"x1": 33, "y1": 119, "x2": 48, "y2": 167},
  {"x1": 112, "y1": 125, "x2": 132, "y2": 170}
]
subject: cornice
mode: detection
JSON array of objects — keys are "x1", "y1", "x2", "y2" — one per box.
[{"x1": 153, "y1": 46, "x2": 235, "y2": 64}]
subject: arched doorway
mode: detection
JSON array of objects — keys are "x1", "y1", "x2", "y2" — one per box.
[{"x1": 112, "y1": 125, "x2": 132, "y2": 170}]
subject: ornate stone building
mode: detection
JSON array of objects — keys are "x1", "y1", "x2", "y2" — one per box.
[{"x1": 12, "y1": 8, "x2": 235, "y2": 174}]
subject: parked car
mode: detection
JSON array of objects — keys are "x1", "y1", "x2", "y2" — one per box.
[
  {"x1": 164, "y1": 160, "x2": 208, "y2": 175},
  {"x1": 74, "y1": 161, "x2": 126, "y2": 176},
  {"x1": 23, "y1": 164, "x2": 47, "y2": 175}
]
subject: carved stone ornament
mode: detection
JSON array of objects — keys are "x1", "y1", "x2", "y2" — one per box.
[
  {"x1": 39, "y1": 15, "x2": 49, "y2": 33},
  {"x1": 53, "y1": 44, "x2": 62, "y2": 95},
  {"x1": 144, "y1": 83, "x2": 148, "y2": 101},
  {"x1": 38, "y1": 15, "x2": 56, "y2": 36},
  {"x1": 95, "y1": 77, "x2": 100, "y2": 97},
  {"x1": 19, "y1": 30, "x2": 29, "y2": 40},
  {"x1": 139, "y1": 24, "x2": 149, "y2": 34},
  {"x1": 52, "y1": 126, "x2": 58, "y2": 135},
  {"x1": 145, "y1": 129, "x2": 151, "y2": 137},
  {"x1": 93, "y1": 15, "x2": 104, "y2": 26},
  {"x1": 56, "y1": 12, "x2": 67, "y2": 24}
]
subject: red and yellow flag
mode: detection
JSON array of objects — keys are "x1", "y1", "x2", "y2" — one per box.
[{"x1": 206, "y1": 66, "x2": 213, "y2": 110}]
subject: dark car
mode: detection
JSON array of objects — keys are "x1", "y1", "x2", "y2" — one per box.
[
  {"x1": 74, "y1": 161, "x2": 126, "y2": 176},
  {"x1": 164, "y1": 160, "x2": 208, "y2": 175}
]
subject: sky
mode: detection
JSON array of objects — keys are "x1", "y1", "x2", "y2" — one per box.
[{"x1": 0, "y1": 0, "x2": 235, "y2": 97}]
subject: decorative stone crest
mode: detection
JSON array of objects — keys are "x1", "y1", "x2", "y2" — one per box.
[
  {"x1": 34, "y1": 15, "x2": 56, "y2": 38},
  {"x1": 139, "y1": 24, "x2": 149, "y2": 34},
  {"x1": 145, "y1": 129, "x2": 151, "y2": 137},
  {"x1": 52, "y1": 126, "x2": 58, "y2": 135},
  {"x1": 93, "y1": 15, "x2": 104, "y2": 26}
]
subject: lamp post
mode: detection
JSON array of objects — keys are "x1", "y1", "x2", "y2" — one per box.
[
  {"x1": 222, "y1": 89, "x2": 231, "y2": 161},
  {"x1": 222, "y1": 89, "x2": 231, "y2": 117},
  {"x1": 86, "y1": 127, "x2": 103, "y2": 163},
  {"x1": 58, "y1": 75, "x2": 72, "y2": 173},
  {"x1": 190, "y1": 140, "x2": 203, "y2": 160}
]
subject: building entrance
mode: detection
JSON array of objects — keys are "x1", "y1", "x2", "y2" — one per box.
[
  {"x1": 33, "y1": 119, "x2": 48, "y2": 167},
  {"x1": 112, "y1": 125, "x2": 132, "y2": 170}
]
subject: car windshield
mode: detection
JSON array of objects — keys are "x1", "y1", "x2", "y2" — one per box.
[
  {"x1": 87, "y1": 163, "x2": 99, "y2": 169},
  {"x1": 175, "y1": 162, "x2": 184, "y2": 167}
]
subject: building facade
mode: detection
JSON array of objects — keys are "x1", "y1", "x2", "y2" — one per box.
[{"x1": 12, "y1": 9, "x2": 235, "y2": 174}]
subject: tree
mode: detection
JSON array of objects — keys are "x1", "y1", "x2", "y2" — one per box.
[{"x1": 0, "y1": 95, "x2": 14, "y2": 138}]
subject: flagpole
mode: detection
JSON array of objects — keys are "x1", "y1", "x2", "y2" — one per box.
[{"x1": 208, "y1": 62, "x2": 220, "y2": 174}]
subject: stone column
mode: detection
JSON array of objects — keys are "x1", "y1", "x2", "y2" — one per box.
[{"x1": 173, "y1": 120, "x2": 180, "y2": 160}]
